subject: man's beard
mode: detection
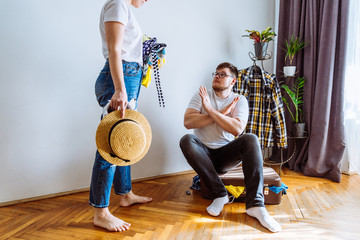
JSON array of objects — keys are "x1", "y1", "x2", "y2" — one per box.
[{"x1": 212, "y1": 84, "x2": 229, "y2": 92}]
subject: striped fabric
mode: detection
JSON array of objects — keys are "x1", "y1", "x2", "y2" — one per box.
[{"x1": 233, "y1": 66, "x2": 287, "y2": 149}]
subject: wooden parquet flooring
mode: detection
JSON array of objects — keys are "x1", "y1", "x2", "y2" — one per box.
[{"x1": 1, "y1": 167, "x2": 360, "y2": 240}]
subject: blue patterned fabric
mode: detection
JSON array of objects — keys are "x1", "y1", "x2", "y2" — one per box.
[
  {"x1": 269, "y1": 182, "x2": 288, "y2": 194},
  {"x1": 190, "y1": 175, "x2": 201, "y2": 191}
]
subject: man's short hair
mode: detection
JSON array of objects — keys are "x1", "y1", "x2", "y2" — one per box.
[{"x1": 216, "y1": 62, "x2": 238, "y2": 79}]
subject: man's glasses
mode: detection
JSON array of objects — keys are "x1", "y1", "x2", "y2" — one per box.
[{"x1": 212, "y1": 72, "x2": 233, "y2": 78}]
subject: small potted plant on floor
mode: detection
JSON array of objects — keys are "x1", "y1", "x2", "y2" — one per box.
[
  {"x1": 281, "y1": 76, "x2": 306, "y2": 137},
  {"x1": 283, "y1": 35, "x2": 310, "y2": 77},
  {"x1": 243, "y1": 26, "x2": 277, "y2": 59}
]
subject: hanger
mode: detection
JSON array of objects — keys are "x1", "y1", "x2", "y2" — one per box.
[{"x1": 252, "y1": 61, "x2": 262, "y2": 75}]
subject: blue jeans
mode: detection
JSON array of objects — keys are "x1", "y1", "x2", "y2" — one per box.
[
  {"x1": 180, "y1": 133, "x2": 265, "y2": 209},
  {"x1": 89, "y1": 60, "x2": 142, "y2": 208}
]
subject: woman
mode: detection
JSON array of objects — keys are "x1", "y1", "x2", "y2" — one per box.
[{"x1": 89, "y1": 0, "x2": 151, "y2": 232}]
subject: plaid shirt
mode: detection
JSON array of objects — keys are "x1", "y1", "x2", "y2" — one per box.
[{"x1": 233, "y1": 66, "x2": 288, "y2": 149}]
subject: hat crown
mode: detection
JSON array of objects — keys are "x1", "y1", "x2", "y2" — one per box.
[
  {"x1": 96, "y1": 109, "x2": 152, "y2": 166},
  {"x1": 109, "y1": 121, "x2": 146, "y2": 160}
]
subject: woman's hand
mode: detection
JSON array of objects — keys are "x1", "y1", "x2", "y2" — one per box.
[{"x1": 110, "y1": 89, "x2": 128, "y2": 118}]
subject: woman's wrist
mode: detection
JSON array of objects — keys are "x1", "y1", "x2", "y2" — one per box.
[{"x1": 114, "y1": 87, "x2": 126, "y2": 93}]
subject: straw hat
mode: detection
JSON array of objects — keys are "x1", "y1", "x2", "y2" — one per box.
[{"x1": 96, "y1": 109, "x2": 152, "y2": 166}]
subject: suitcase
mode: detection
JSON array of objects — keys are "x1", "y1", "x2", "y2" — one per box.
[{"x1": 200, "y1": 166, "x2": 283, "y2": 205}]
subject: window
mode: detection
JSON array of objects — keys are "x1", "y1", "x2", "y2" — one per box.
[{"x1": 343, "y1": 0, "x2": 360, "y2": 174}]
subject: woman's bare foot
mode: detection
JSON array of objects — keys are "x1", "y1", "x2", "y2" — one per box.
[
  {"x1": 119, "y1": 190, "x2": 153, "y2": 207},
  {"x1": 93, "y1": 207, "x2": 131, "y2": 232}
]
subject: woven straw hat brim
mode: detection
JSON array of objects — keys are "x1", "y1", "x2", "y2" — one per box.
[{"x1": 96, "y1": 109, "x2": 152, "y2": 166}]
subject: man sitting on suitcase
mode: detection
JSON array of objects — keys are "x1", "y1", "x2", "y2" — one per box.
[{"x1": 179, "y1": 62, "x2": 281, "y2": 233}]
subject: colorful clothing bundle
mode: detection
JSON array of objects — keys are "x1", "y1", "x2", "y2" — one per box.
[
  {"x1": 190, "y1": 175, "x2": 288, "y2": 195},
  {"x1": 142, "y1": 35, "x2": 167, "y2": 107},
  {"x1": 233, "y1": 66, "x2": 288, "y2": 149}
]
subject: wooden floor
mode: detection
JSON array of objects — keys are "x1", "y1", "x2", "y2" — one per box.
[{"x1": 1, "y1": 167, "x2": 360, "y2": 240}]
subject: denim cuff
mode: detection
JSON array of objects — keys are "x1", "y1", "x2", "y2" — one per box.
[
  {"x1": 114, "y1": 189, "x2": 131, "y2": 196},
  {"x1": 89, "y1": 201, "x2": 109, "y2": 208}
]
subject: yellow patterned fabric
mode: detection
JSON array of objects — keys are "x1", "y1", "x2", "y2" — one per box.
[
  {"x1": 142, "y1": 66, "x2": 152, "y2": 88},
  {"x1": 225, "y1": 185, "x2": 245, "y2": 198},
  {"x1": 233, "y1": 66, "x2": 288, "y2": 149},
  {"x1": 141, "y1": 59, "x2": 165, "y2": 88}
]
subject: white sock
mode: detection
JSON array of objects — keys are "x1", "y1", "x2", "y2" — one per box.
[
  {"x1": 246, "y1": 207, "x2": 281, "y2": 232},
  {"x1": 206, "y1": 195, "x2": 229, "y2": 217}
]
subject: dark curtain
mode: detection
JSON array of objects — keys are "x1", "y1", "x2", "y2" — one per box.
[{"x1": 274, "y1": 0, "x2": 349, "y2": 182}]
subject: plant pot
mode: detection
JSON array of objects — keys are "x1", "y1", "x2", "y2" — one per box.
[
  {"x1": 254, "y1": 42, "x2": 268, "y2": 59},
  {"x1": 283, "y1": 66, "x2": 296, "y2": 77},
  {"x1": 293, "y1": 122, "x2": 306, "y2": 137}
]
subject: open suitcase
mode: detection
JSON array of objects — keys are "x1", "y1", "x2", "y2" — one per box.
[{"x1": 200, "y1": 166, "x2": 283, "y2": 205}]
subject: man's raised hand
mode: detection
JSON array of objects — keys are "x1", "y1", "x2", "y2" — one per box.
[
  {"x1": 199, "y1": 86, "x2": 213, "y2": 113},
  {"x1": 220, "y1": 96, "x2": 239, "y2": 116}
]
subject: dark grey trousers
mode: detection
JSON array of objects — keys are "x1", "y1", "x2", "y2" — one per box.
[{"x1": 179, "y1": 133, "x2": 265, "y2": 209}]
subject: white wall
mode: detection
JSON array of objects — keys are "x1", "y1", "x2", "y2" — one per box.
[{"x1": 0, "y1": 0, "x2": 276, "y2": 204}]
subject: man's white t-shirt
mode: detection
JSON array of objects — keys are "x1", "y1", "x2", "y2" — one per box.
[
  {"x1": 100, "y1": 0, "x2": 143, "y2": 65},
  {"x1": 187, "y1": 89, "x2": 249, "y2": 149}
]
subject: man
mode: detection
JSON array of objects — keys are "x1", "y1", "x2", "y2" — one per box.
[{"x1": 179, "y1": 62, "x2": 281, "y2": 233}]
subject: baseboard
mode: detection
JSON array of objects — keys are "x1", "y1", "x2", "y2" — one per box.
[
  {"x1": 0, "y1": 170, "x2": 195, "y2": 208},
  {"x1": 0, "y1": 188, "x2": 90, "y2": 208},
  {"x1": 132, "y1": 170, "x2": 195, "y2": 182},
  {"x1": 342, "y1": 171, "x2": 358, "y2": 176}
]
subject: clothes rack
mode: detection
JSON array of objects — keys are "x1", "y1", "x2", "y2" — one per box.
[{"x1": 234, "y1": 50, "x2": 288, "y2": 175}]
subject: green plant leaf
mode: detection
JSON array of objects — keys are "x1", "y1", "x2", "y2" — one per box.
[
  {"x1": 283, "y1": 35, "x2": 310, "y2": 65},
  {"x1": 282, "y1": 85, "x2": 297, "y2": 105},
  {"x1": 244, "y1": 27, "x2": 276, "y2": 43},
  {"x1": 282, "y1": 96, "x2": 295, "y2": 122},
  {"x1": 281, "y1": 76, "x2": 306, "y2": 122}
]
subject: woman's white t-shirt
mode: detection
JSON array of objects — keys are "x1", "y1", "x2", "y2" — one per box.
[{"x1": 100, "y1": 0, "x2": 143, "y2": 65}]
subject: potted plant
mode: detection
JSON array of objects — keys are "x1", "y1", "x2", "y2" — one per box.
[
  {"x1": 283, "y1": 35, "x2": 310, "y2": 77},
  {"x1": 281, "y1": 76, "x2": 306, "y2": 137},
  {"x1": 243, "y1": 26, "x2": 277, "y2": 59}
]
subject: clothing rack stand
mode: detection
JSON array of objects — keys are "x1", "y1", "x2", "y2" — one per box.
[
  {"x1": 246, "y1": 50, "x2": 289, "y2": 176},
  {"x1": 248, "y1": 51, "x2": 272, "y2": 71}
]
